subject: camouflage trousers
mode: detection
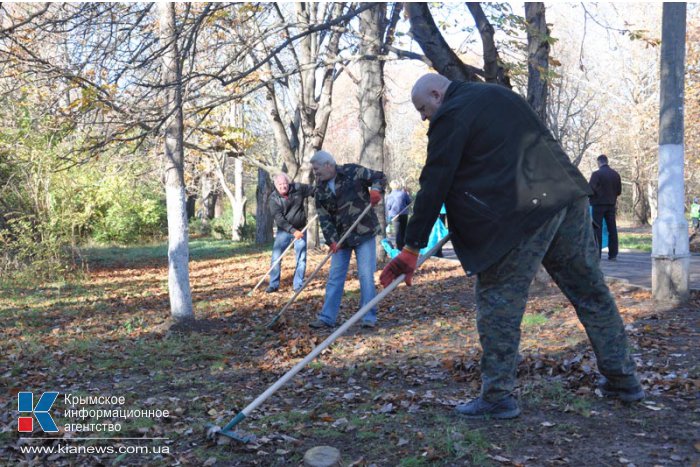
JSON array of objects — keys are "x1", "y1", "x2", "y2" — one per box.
[{"x1": 475, "y1": 196, "x2": 639, "y2": 402}]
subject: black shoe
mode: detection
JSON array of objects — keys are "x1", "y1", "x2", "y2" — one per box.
[
  {"x1": 360, "y1": 321, "x2": 376, "y2": 329},
  {"x1": 455, "y1": 396, "x2": 520, "y2": 419},
  {"x1": 265, "y1": 287, "x2": 278, "y2": 293},
  {"x1": 309, "y1": 319, "x2": 333, "y2": 329},
  {"x1": 598, "y1": 381, "x2": 645, "y2": 402},
  {"x1": 608, "y1": 257, "x2": 617, "y2": 261}
]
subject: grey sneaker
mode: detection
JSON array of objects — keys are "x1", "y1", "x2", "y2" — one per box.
[
  {"x1": 309, "y1": 319, "x2": 333, "y2": 329},
  {"x1": 598, "y1": 381, "x2": 645, "y2": 402},
  {"x1": 455, "y1": 396, "x2": 520, "y2": 420}
]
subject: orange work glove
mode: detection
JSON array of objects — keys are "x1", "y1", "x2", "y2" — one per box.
[
  {"x1": 329, "y1": 242, "x2": 339, "y2": 254},
  {"x1": 369, "y1": 189, "x2": 382, "y2": 206},
  {"x1": 380, "y1": 247, "x2": 419, "y2": 287},
  {"x1": 293, "y1": 230, "x2": 304, "y2": 240}
]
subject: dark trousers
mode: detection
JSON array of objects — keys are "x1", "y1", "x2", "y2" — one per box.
[
  {"x1": 475, "y1": 197, "x2": 638, "y2": 401},
  {"x1": 592, "y1": 204, "x2": 618, "y2": 259},
  {"x1": 392, "y1": 214, "x2": 408, "y2": 250}
]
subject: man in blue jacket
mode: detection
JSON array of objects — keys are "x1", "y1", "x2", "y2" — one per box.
[
  {"x1": 385, "y1": 181, "x2": 412, "y2": 249},
  {"x1": 381, "y1": 73, "x2": 643, "y2": 420}
]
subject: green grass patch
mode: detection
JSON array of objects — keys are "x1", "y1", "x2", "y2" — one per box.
[
  {"x1": 400, "y1": 456, "x2": 427, "y2": 467},
  {"x1": 618, "y1": 233, "x2": 652, "y2": 252},
  {"x1": 81, "y1": 238, "x2": 264, "y2": 269},
  {"x1": 522, "y1": 313, "x2": 548, "y2": 328},
  {"x1": 425, "y1": 424, "x2": 492, "y2": 465},
  {"x1": 521, "y1": 381, "x2": 591, "y2": 416}
]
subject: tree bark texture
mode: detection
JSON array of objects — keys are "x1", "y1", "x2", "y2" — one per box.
[
  {"x1": 525, "y1": 2, "x2": 550, "y2": 122},
  {"x1": 358, "y1": 3, "x2": 388, "y2": 259},
  {"x1": 406, "y1": 3, "x2": 480, "y2": 82},
  {"x1": 466, "y1": 3, "x2": 511, "y2": 87},
  {"x1": 255, "y1": 167, "x2": 274, "y2": 244},
  {"x1": 159, "y1": 2, "x2": 194, "y2": 324}
]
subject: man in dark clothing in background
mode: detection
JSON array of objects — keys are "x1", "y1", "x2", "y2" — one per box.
[
  {"x1": 589, "y1": 154, "x2": 622, "y2": 260},
  {"x1": 267, "y1": 173, "x2": 315, "y2": 293},
  {"x1": 380, "y1": 73, "x2": 643, "y2": 420}
]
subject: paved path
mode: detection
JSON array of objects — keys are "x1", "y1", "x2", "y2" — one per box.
[{"x1": 438, "y1": 241, "x2": 700, "y2": 291}]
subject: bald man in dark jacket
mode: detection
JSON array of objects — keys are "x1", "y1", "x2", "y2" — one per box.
[{"x1": 380, "y1": 73, "x2": 643, "y2": 420}]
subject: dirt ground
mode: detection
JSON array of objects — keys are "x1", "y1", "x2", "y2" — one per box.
[{"x1": 1, "y1": 246, "x2": 698, "y2": 466}]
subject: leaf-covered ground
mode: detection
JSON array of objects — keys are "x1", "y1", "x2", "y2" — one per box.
[{"x1": 1, "y1": 239, "x2": 698, "y2": 466}]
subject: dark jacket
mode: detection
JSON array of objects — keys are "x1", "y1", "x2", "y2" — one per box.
[
  {"x1": 385, "y1": 189, "x2": 412, "y2": 219},
  {"x1": 588, "y1": 164, "x2": 622, "y2": 206},
  {"x1": 315, "y1": 164, "x2": 386, "y2": 248},
  {"x1": 269, "y1": 183, "x2": 315, "y2": 234},
  {"x1": 404, "y1": 81, "x2": 592, "y2": 273}
]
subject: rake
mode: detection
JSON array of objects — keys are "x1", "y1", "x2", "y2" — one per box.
[
  {"x1": 248, "y1": 215, "x2": 318, "y2": 296},
  {"x1": 208, "y1": 233, "x2": 451, "y2": 443},
  {"x1": 266, "y1": 203, "x2": 373, "y2": 329}
]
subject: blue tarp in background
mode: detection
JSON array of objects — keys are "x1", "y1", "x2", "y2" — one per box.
[
  {"x1": 590, "y1": 206, "x2": 608, "y2": 249},
  {"x1": 382, "y1": 209, "x2": 607, "y2": 258},
  {"x1": 382, "y1": 218, "x2": 448, "y2": 258}
]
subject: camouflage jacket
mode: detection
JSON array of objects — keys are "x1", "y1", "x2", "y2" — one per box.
[{"x1": 315, "y1": 164, "x2": 386, "y2": 248}]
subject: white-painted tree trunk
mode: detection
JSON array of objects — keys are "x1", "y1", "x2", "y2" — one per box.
[
  {"x1": 652, "y1": 3, "x2": 689, "y2": 303},
  {"x1": 159, "y1": 2, "x2": 194, "y2": 323},
  {"x1": 232, "y1": 157, "x2": 245, "y2": 240}
]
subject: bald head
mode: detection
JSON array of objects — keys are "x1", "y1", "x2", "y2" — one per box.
[{"x1": 411, "y1": 73, "x2": 451, "y2": 121}]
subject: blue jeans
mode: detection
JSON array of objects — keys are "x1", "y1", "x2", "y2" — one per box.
[
  {"x1": 269, "y1": 231, "x2": 307, "y2": 291},
  {"x1": 318, "y1": 236, "x2": 378, "y2": 326}
]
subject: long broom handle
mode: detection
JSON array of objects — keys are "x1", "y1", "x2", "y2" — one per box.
[
  {"x1": 221, "y1": 233, "x2": 452, "y2": 433},
  {"x1": 249, "y1": 215, "x2": 319, "y2": 295},
  {"x1": 266, "y1": 203, "x2": 374, "y2": 328}
]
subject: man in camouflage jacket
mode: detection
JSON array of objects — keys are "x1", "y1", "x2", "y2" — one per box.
[
  {"x1": 381, "y1": 73, "x2": 643, "y2": 420},
  {"x1": 309, "y1": 150, "x2": 386, "y2": 329}
]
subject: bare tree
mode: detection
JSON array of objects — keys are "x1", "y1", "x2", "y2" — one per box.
[{"x1": 547, "y1": 70, "x2": 601, "y2": 167}]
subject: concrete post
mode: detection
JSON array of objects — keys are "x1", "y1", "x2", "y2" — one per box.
[{"x1": 652, "y1": 3, "x2": 688, "y2": 303}]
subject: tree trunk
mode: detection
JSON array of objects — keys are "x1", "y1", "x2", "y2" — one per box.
[
  {"x1": 214, "y1": 196, "x2": 223, "y2": 218},
  {"x1": 231, "y1": 104, "x2": 246, "y2": 240},
  {"x1": 255, "y1": 167, "x2": 274, "y2": 244},
  {"x1": 466, "y1": 3, "x2": 511, "y2": 87},
  {"x1": 632, "y1": 180, "x2": 650, "y2": 226},
  {"x1": 525, "y1": 2, "x2": 549, "y2": 123},
  {"x1": 186, "y1": 195, "x2": 196, "y2": 220},
  {"x1": 652, "y1": 2, "x2": 688, "y2": 303},
  {"x1": 406, "y1": 3, "x2": 480, "y2": 81},
  {"x1": 159, "y1": 2, "x2": 193, "y2": 324},
  {"x1": 200, "y1": 174, "x2": 216, "y2": 222},
  {"x1": 232, "y1": 157, "x2": 245, "y2": 240},
  {"x1": 525, "y1": 3, "x2": 552, "y2": 286},
  {"x1": 358, "y1": 3, "x2": 388, "y2": 260}
]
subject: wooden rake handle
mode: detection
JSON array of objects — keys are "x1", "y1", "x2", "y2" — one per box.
[
  {"x1": 223, "y1": 233, "x2": 451, "y2": 434},
  {"x1": 249, "y1": 215, "x2": 318, "y2": 295},
  {"x1": 266, "y1": 203, "x2": 374, "y2": 328}
]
